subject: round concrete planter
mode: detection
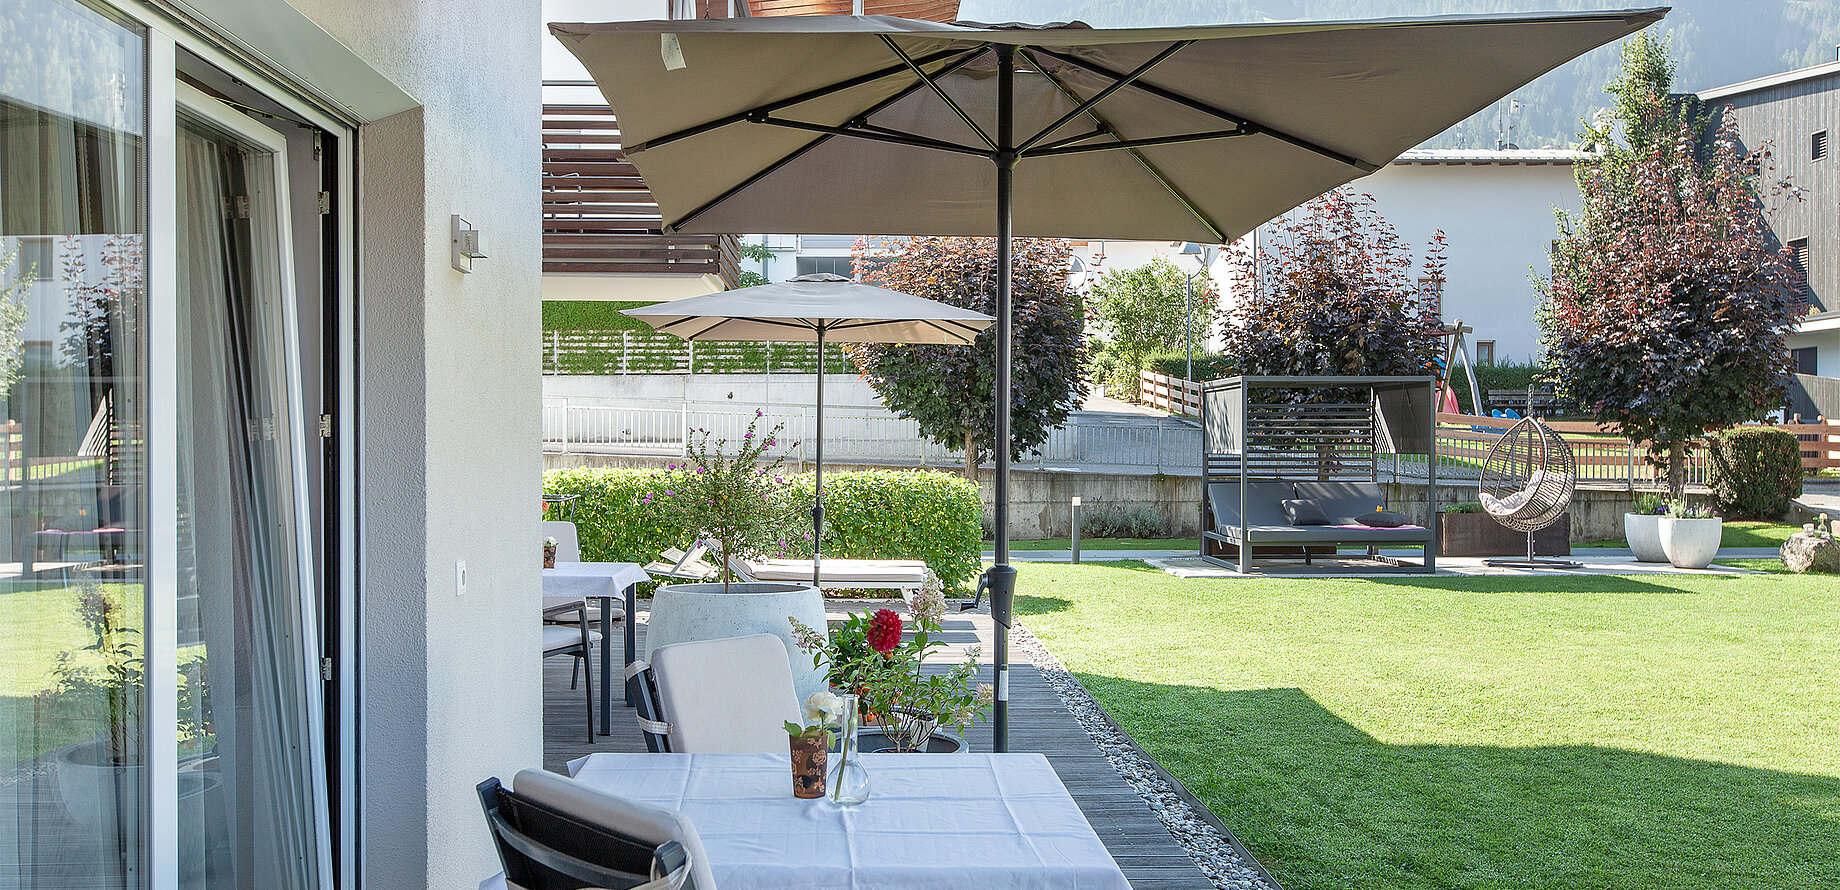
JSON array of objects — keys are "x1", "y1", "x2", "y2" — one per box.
[
  {"x1": 1659, "y1": 517, "x2": 1722, "y2": 569},
  {"x1": 1624, "y1": 513, "x2": 1666, "y2": 562},
  {"x1": 645, "y1": 582, "x2": 829, "y2": 703}
]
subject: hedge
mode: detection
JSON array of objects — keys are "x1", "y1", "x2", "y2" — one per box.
[
  {"x1": 1708, "y1": 427, "x2": 1803, "y2": 519},
  {"x1": 1445, "y1": 361, "x2": 1549, "y2": 414},
  {"x1": 542, "y1": 466, "x2": 983, "y2": 590},
  {"x1": 1144, "y1": 350, "x2": 1237, "y2": 382},
  {"x1": 542, "y1": 300, "x2": 657, "y2": 333},
  {"x1": 777, "y1": 470, "x2": 983, "y2": 590}
]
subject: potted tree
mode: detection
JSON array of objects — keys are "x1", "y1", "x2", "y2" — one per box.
[
  {"x1": 642, "y1": 412, "x2": 830, "y2": 701},
  {"x1": 43, "y1": 585, "x2": 145, "y2": 833}
]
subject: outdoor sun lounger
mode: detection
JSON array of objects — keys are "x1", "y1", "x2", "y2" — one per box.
[
  {"x1": 644, "y1": 543, "x2": 719, "y2": 581},
  {"x1": 725, "y1": 554, "x2": 933, "y2": 595},
  {"x1": 1203, "y1": 481, "x2": 1434, "y2": 574}
]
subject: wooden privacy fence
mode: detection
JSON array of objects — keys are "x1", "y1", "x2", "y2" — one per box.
[
  {"x1": 1433, "y1": 412, "x2": 1840, "y2": 489},
  {"x1": 1138, "y1": 371, "x2": 1202, "y2": 417}
]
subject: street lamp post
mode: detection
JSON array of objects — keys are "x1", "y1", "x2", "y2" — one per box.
[{"x1": 1177, "y1": 242, "x2": 1221, "y2": 387}]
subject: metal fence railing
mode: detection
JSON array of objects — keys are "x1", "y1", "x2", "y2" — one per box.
[
  {"x1": 542, "y1": 400, "x2": 1202, "y2": 475},
  {"x1": 543, "y1": 330, "x2": 854, "y2": 376}
]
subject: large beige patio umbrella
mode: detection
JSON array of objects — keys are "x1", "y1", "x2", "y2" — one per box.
[
  {"x1": 551, "y1": 8, "x2": 1665, "y2": 750},
  {"x1": 621, "y1": 273, "x2": 993, "y2": 585}
]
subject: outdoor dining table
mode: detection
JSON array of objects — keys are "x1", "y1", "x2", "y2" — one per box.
[
  {"x1": 565, "y1": 751, "x2": 1133, "y2": 890},
  {"x1": 542, "y1": 560, "x2": 649, "y2": 735}
]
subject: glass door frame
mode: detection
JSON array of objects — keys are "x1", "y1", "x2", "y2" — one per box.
[
  {"x1": 102, "y1": 3, "x2": 362, "y2": 886},
  {"x1": 172, "y1": 77, "x2": 333, "y2": 888}
]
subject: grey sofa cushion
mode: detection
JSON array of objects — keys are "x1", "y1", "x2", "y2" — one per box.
[
  {"x1": 1281, "y1": 499, "x2": 1330, "y2": 525},
  {"x1": 1356, "y1": 510, "x2": 1410, "y2": 528}
]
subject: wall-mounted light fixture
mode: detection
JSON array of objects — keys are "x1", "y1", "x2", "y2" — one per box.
[{"x1": 451, "y1": 214, "x2": 486, "y2": 273}]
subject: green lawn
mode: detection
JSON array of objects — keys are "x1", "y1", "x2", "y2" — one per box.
[
  {"x1": 1014, "y1": 562, "x2": 1840, "y2": 890},
  {"x1": 1005, "y1": 537, "x2": 1193, "y2": 551},
  {"x1": 1, "y1": 582, "x2": 146, "y2": 760},
  {"x1": 1580, "y1": 520, "x2": 1801, "y2": 550}
]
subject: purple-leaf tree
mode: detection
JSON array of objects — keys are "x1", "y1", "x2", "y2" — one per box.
[
  {"x1": 1219, "y1": 188, "x2": 1444, "y2": 386},
  {"x1": 1540, "y1": 37, "x2": 1801, "y2": 501},
  {"x1": 846, "y1": 237, "x2": 1086, "y2": 480}
]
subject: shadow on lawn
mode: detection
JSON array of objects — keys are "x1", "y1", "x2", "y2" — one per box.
[{"x1": 1078, "y1": 678, "x2": 1839, "y2": 890}]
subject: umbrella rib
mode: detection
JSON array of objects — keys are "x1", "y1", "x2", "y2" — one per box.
[
  {"x1": 880, "y1": 35, "x2": 996, "y2": 152},
  {"x1": 665, "y1": 47, "x2": 993, "y2": 233},
  {"x1": 751, "y1": 115, "x2": 992, "y2": 158},
  {"x1": 1020, "y1": 47, "x2": 1226, "y2": 243},
  {"x1": 1031, "y1": 127, "x2": 1254, "y2": 156},
  {"x1": 1027, "y1": 46, "x2": 1377, "y2": 172},
  {"x1": 629, "y1": 46, "x2": 977, "y2": 154},
  {"x1": 1014, "y1": 40, "x2": 1193, "y2": 156}
]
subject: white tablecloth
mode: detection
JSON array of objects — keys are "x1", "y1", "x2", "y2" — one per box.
[
  {"x1": 565, "y1": 752, "x2": 1132, "y2": 890},
  {"x1": 541, "y1": 560, "x2": 648, "y2": 608}
]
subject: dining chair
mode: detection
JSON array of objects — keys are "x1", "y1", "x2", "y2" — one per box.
[
  {"x1": 542, "y1": 601, "x2": 599, "y2": 742},
  {"x1": 479, "y1": 769, "x2": 711, "y2": 890},
  {"x1": 541, "y1": 520, "x2": 582, "y2": 562},
  {"x1": 628, "y1": 634, "x2": 800, "y2": 754}
]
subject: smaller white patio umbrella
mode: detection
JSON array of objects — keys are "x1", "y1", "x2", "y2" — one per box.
[{"x1": 623, "y1": 273, "x2": 994, "y2": 583}]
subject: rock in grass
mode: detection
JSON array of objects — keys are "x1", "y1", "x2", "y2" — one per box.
[{"x1": 1780, "y1": 533, "x2": 1840, "y2": 573}]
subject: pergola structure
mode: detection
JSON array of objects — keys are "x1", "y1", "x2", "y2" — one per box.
[{"x1": 1200, "y1": 376, "x2": 1439, "y2": 573}]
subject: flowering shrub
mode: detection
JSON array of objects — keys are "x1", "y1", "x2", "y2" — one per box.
[
  {"x1": 790, "y1": 580, "x2": 991, "y2": 749},
  {"x1": 1666, "y1": 502, "x2": 1719, "y2": 520},
  {"x1": 643, "y1": 410, "x2": 799, "y2": 591}
]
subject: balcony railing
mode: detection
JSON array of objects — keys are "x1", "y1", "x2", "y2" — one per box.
[{"x1": 542, "y1": 103, "x2": 740, "y2": 286}]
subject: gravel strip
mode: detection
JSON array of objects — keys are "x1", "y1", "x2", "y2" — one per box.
[{"x1": 1007, "y1": 617, "x2": 1281, "y2": 890}]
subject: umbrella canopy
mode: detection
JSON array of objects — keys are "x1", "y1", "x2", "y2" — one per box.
[
  {"x1": 553, "y1": 9, "x2": 1664, "y2": 751},
  {"x1": 550, "y1": 10, "x2": 1663, "y2": 243},
  {"x1": 620, "y1": 272, "x2": 992, "y2": 344},
  {"x1": 624, "y1": 273, "x2": 994, "y2": 587}
]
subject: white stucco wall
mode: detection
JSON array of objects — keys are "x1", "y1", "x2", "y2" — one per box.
[
  {"x1": 1343, "y1": 161, "x2": 1578, "y2": 363},
  {"x1": 1790, "y1": 325, "x2": 1840, "y2": 377},
  {"x1": 281, "y1": 0, "x2": 544, "y2": 887}
]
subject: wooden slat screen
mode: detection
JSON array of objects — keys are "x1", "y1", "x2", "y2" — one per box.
[{"x1": 543, "y1": 104, "x2": 739, "y2": 285}]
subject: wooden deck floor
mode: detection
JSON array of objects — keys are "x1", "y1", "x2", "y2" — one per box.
[{"x1": 543, "y1": 600, "x2": 1219, "y2": 890}]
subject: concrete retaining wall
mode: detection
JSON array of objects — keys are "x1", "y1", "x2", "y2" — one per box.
[{"x1": 545, "y1": 452, "x2": 1648, "y2": 542}]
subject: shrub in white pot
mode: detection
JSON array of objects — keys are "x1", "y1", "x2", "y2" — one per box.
[
  {"x1": 642, "y1": 412, "x2": 827, "y2": 697},
  {"x1": 1623, "y1": 493, "x2": 1668, "y2": 562},
  {"x1": 1658, "y1": 502, "x2": 1722, "y2": 569}
]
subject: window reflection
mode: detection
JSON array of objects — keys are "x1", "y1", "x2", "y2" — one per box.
[{"x1": 0, "y1": 0, "x2": 148, "y2": 887}]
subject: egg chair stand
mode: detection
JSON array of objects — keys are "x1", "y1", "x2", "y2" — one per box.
[{"x1": 1479, "y1": 416, "x2": 1580, "y2": 568}]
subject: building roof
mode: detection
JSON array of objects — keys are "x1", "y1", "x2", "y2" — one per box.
[
  {"x1": 1391, "y1": 148, "x2": 1591, "y2": 166},
  {"x1": 1698, "y1": 59, "x2": 1840, "y2": 101}
]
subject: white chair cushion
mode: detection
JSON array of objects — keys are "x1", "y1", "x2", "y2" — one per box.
[
  {"x1": 650, "y1": 633, "x2": 800, "y2": 754},
  {"x1": 513, "y1": 768, "x2": 718, "y2": 890},
  {"x1": 542, "y1": 625, "x2": 601, "y2": 651},
  {"x1": 541, "y1": 520, "x2": 582, "y2": 563}
]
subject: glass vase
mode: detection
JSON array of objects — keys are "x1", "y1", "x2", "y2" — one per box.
[{"x1": 828, "y1": 694, "x2": 870, "y2": 806}]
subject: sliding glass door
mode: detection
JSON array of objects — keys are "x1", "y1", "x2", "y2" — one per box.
[
  {"x1": 1, "y1": 3, "x2": 334, "y2": 887},
  {"x1": 0, "y1": 1, "x2": 149, "y2": 886},
  {"x1": 171, "y1": 85, "x2": 326, "y2": 890}
]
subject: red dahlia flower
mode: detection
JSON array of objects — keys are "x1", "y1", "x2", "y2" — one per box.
[{"x1": 866, "y1": 609, "x2": 902, "y2": 654}]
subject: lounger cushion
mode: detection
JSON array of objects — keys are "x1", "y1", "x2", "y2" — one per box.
[
  {"x1": 1206, "y1": 482, "x2": 1296, "y2": 530},
  {"x1": 513, "y1": 768, "x2": 718, "y2": 890},
  {"x1": 738, "y1": 558, "x2": 928, "y2": 585},
  {"x1": 1281, "y1": 499, "x2": 1330, "y2": 525},
  {"x1": 540, "y1": 625, "x2": 602, "y2": 652},
  {"x1": 1211, "y1": 524, "x2": 1431, "y2": 544}
]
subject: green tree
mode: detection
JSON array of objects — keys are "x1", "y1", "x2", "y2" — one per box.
[
  {"x1": 1218, "y1": 189, "x2": 1444, "y2": 381},
  {"x1": 1539, "y1": 37, "x2": 1801, "y2": 500},
  {"x1": 1089, "y1": 255, "x2": 1218, "y2": 391},
  {"x1": 846, "y1": 237, "x2": 1086, "y2": 480}
]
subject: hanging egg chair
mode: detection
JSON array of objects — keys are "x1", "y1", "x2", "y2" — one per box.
[{"x1": 1478, "y1": 416, "x2": 1579, "y2": 568}]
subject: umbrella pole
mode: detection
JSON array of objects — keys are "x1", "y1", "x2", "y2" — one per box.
[
  {"x1": 813, "y1": 325, "x2": 824, "y2": 587},
  {"x1": 988, "y1": 44, "x2": 1018, "y2": 754}
]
